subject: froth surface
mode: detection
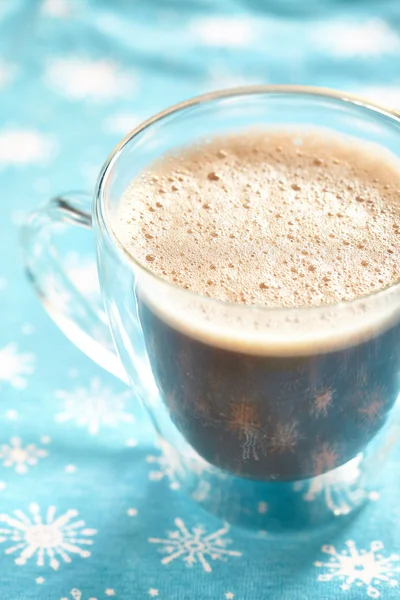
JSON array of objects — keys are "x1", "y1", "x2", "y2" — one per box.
[{"x1": 117, "y1": 128, "x2": 400, "y2": 308}]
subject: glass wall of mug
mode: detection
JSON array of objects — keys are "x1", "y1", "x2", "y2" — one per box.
[
  {"x1": 98, "y1": 91, "x2": 400, "y2": 524},
  {"x1": 94, "y1": 88, "x2": 400, "y2": 531}
]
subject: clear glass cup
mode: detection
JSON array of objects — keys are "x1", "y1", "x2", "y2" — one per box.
[{"x1": 22, "y1": 86, "x2": 400, "y2": 532}]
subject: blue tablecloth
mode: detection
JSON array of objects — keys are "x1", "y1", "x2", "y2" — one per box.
[{"x1": 1, "y1": 1, "x2": 400, "y2": 598}]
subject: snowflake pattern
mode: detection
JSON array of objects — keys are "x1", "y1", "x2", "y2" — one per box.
[
  {"x1": 61, "y1": 591, "x2": 84, "y2": 600},
  {"x1": 42, "y1": 274, "x2": 72, "y2": 315},
  {"x1": 359, "y1": 401, "x2": 385, "y2": 427},
  {"x1": 149, "y1": 518, "x2": 241, "y2": 572},
  {"x1": 294, "y1": 456, "x2": 366, "y2": 516},
  {"x1": 55, "y1": 378, "x2": 134, "y2": 435},
  {"x1": 315, "y1": 540, "x2": 400, "y2": 597},
  {"x1": 0, "y1": 437, "x2": 48, "y2": 474},
  {"x1": 0, "y1": 129, "x2": 55, "y2": 165},
  {"x1": 146, "y1": 439, "x2": 217, "y2": 495},
  {"x1": 60, "y1": 589, "x2": 116, "y2": 599},
  {"x1": 206, "y1": 65, "x2": 256, "y2": 90},
  {"x1": 226, "y1": 400, "x2": 260, "y2": 441},
  {"x1": 310, "y1": 387, "x2": 334, "y2": 418},
  {"x1": 312, "y1": 18, "x2": 400, "y2": 57},
  {"x1": 226, "y1": 400, "x2": 262, "y2": 460},
  {"x1": 0, "y1": 343, "x2": 35, "y2": 389},
  {"x1": 146, "y1": 452, "x2": 179, "y2": 490},
  {"x1": 0, "y1": 503, "x2": 96, "y2": 570},
  {"x1": 0, "y1": 60, "x2": 14, "y2": 89},
  {"x1": 2, "y1": 4, "x2": 400, "y2": 599},
  {"x1": 312, "y1": 442, "x2": 340, "y2": 476},
  {"x1": 265, "y1": 421, "x2": 301, "y2": 454},
  {"x1": 65, "y1": 254, "x2": 101, "y2": 301},
  {"x1": 192, "y1": 394, "x2": 212, "y2": 420},
  {"x1": 45, "y1": 57, "x2": 136, "y2": 101},
  {"x1": 357, "y1": 386, "x2": 387, "y2": 429},
  {"x1": 104, "y1": 112, "x2": 145, "y2": 134},
  {"x1": 190, "y1": 16, "x2": 257, "y2": 47},
  {"x1": 42, "y1": 0, "x2": 72, "y2": 18}
]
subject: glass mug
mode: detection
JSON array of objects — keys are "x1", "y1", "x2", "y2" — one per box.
[{"x1": 23, "y1": 86, "x2": 400, "y2": 531}]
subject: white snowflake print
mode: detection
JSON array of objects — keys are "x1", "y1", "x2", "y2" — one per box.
[
  {"x1": 265, "y1": 421, "x2": 302, "y2": 454},
  {"x1": 312, "y1": 19, "x2": 400, "y2": 57},
  {"x1": 65, "y1": 253, "x2": 101, "y2": 300},
  {"x1": 0, "y1": 503, "x2": 97, "y2": 570},
  {"x1": 294, "y1": 455, "x2": 366, "y2": 516},
  {"x1": 5, "y1": 409, "x2": 18, "y2": 420},
  {"x1": 21, "y1": 323, "x2": 35, "y2": 336},
  {"x1": 147, "y1": 440, "x2": 221, "y2": 495},
  {"x1": 206, "y1": 65, "x2": 256, "y2": 91},
  {"x1": 60, "y1": 589, "x2": 115, "y2": 600},
  {"x1": 0, "y1": 343, "x2": 35, "y2": 389},
  {"x1": 149, "y1": 518, "x2": 241, "y2": 572},
  {"x1": 104, "y1": 112, "x2": 146, "y2": 134},
  {"x1": 146, "y1": 453, "x2": 179, "y2": 490},
  {"x1": 0, "y1": 129, "x2": 55, "y2": 165},
  {"x1": 65, "y1": 464, "x2": 77, "y2": 474},
  {"x1": 0, "y1": 437, "x2": 48, "y2": 474},
  {"x1": 125, "y1": 438, "x2": 137, "y2": 448},
  {"x1": 0, "y1": 60, "x2": 14, "y2": 89},
  {"x1": 42, "y1": 0, "x2": 73, "y2": 18},
  {"x1": 310, "y1": 387, "x2": 334, "y2": 418},
  {"x1": 190, "y1": 16, "x2": 257, "y2": 47},
  {"x1": 315, "y1": 540, "x2": 400, "y2": 597},
  {"x1": 61, "y1": 590, "x2": 83, "y2": 600},
  {"x1": 357, "y1": 386, "x2": 386, "y2": 429},
  {"x1": 55, "y1": 378, "x2": 134, "y2": 435},
  {"x1": 257, "y1": 502, "x2": 268, "y2": 515},
  {"x1": 190, "y1": 480, "x2": 213, "y2": 503},
  {"x1": 45, "y1": 57, "x2": 137, "y2": 101},
  {"x1": 42, "y1": 274, "x2": 72, "y2": 316},
  {"x1": 312, "y1": 442, "x2": 339, "y2": 476},
  {"x1": 358, "y1": 403, "x2": 384, "y2": 427}
]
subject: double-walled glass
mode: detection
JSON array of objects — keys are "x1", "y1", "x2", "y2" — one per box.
[{"x1": 23, "y1": 86, "x2": 400, "y2": 531}]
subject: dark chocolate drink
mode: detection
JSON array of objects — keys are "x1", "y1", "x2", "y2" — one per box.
[{"x1": 117, "y1": 128, "x2": 400, "y2": 481}]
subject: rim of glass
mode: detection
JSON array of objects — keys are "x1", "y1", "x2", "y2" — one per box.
[{"x1": 95, "y1": 84, "x2": 400, "y2": 312}]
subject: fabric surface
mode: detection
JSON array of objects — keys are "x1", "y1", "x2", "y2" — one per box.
[{"x1": 0, "y1": 1, "x2": 400, "y2": 598}]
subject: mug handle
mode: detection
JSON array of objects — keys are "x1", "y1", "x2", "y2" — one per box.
[{"x1": 21, "y1": 192, "x2": 128, "y2": 384}]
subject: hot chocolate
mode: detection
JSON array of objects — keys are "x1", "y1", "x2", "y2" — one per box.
[{"x1": 116, "y1": 128, "x2": 400, "y2": 480}]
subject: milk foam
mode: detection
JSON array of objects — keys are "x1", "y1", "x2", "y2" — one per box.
[{"x1": 116, "y1": 127, "x2": 400, "y2": 355}]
